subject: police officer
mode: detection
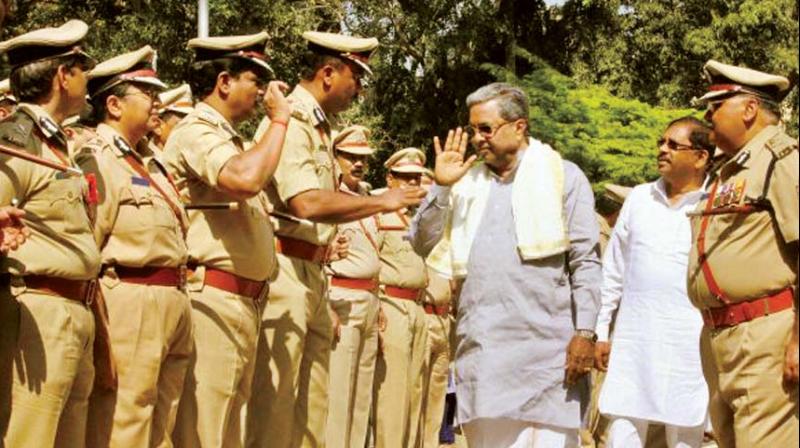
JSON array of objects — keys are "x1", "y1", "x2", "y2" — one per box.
[
  {"x1": 688, "y1": 60, "x2": 798, "y2": 447},
  {"x1": 72, "y1": 46, "x2": 192, "y2": 448},
  {"x1": 161, "y1": 31, "x2": 291, "y2": 447},
  {"x1": 373, "y1": 147, "x2": 430, "y2": 448},
  {"x1": 0, "y1": 20, "x2": 101, "y2": 447},
  {"x1": 245, "y1": 31, "x2": 425, "y2": 448},
  {"x1": 326, "y1": 125, "x2": 384, "y2": 448},
  {"x1": 150, "y1": 83, "x2": 193, "y2": 151}
]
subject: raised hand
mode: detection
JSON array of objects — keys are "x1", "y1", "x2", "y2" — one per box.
[
  {"x1": 433, "y1": 127, "x2": 477, "y2": 186},
  {"x1": 263, "y1": 80, "x2": 291, "y2": 122}
]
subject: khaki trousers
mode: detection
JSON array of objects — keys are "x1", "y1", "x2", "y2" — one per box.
[
  {"x1": 701, "y1": 309, "x2": 798, "y2": 448},
  {"x1": 421, "y1": 313, "x2": 450, "y2": 448},
  {"x1": 1, "y1": 289, "x2": 95, "y2": 448},
  {"x1": 325, "y1": 286, "x2": 380, "y2": 448},
  {"x1": 172, "y1": 268, "x2": 263, "y2": 448},
  {"x1": 373, "y1": 295, "x2": 428, "y2": 448},
  {"x1": 86, "y1": 280, "x2": 192, "y2": 448},
  {"x1": 246, "y1": 254, "x2": 332, "y2": 448}
]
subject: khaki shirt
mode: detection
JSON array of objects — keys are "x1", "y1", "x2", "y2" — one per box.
[
  {"x1": 424, "y1": 266, "x2": 451, "y2": 307},
  {"x1": 258, "y1": 85, "x2": 337, "y2": 246},
  {"x1": 596, "y1": 212, "x2": 612, "y2": 255},
  {"x1": 327, "y1": 183, "x2": 383, "y2": 280},
  {"x1": 162, "y1": 102, "x2": 275, "y2": 281},
  {"x1": 73, "y1": 123, "x2": 188, "y2": 268},
  {"x1": 0, "y1": 104, "x2": 100, "y2": 280},
  {"x1": 377, "y1": 207, "x2": 428, "y2": 290},
  {"x1": 687, "y1": 125, "x2": 799, "y2": 309}
]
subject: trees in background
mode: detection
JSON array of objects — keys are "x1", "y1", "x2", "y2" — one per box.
[{"x1": 1, "y1": 0, "x2": 796, "y2": 189}]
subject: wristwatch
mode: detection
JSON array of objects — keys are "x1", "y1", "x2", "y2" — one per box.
[{"x1": 575, "y1": 329, "x2": 597, "y2": 343}]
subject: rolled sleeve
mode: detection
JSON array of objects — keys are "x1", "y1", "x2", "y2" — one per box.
[
  {"x1": 409, "y1": 183, "x2": 451, "y2": 257},
  {"x1": 563, "y1": 163, "x2": 602, "y2": 331}
]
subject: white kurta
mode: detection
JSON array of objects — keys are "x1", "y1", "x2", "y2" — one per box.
[{"x1": 595, "y1": 179, "x2": 708, "y2": 427}]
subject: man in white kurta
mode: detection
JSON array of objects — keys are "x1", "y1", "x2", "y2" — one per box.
[{"x1": 594, "y1": 117, "x2": 713, "y2": 448}]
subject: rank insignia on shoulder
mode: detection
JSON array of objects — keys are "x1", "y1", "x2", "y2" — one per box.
[
  {"x1": 131, "y1": 176, "x2": 150, "y2": 187},
  {"x1": 114, "y1": 136, "x2": 133, "y2": 154},
  {"x1": 56, "y1": 171, "x2": 71, "y2": 180}
]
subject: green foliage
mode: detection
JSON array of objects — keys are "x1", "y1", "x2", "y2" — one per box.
[
  {"x1": 1, "y1": 0, "x2": 796, "y2": 191},
  {"x1": 496, "y1": 60, "x2": 698, "y2": 191}
]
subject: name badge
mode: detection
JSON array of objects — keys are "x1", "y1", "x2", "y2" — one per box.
[{"x1": 131, "y1": 176, "x2": 150, "y2": 187}]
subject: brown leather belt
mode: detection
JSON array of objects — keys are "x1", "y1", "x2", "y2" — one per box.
[
  {"x1": 113, "y1": 265, "x2": 186, "y2": 288},
  {"x1": 702, "y1": 288, "x2": 794, "y2": 330},
  {"x1": 200, "y1": 267, "x2": 266, "y2": 301},
  {"x1": 276, "y1": 236, "x2": 327, "y2": 264},
  {"x1": 384, "y1": 285, "x2": 421, "y2": 301},
  {"x1": 423, "y1": 303, "x2": 449, "y2": 316},
  {"x1": 23, "y1": 275, "x2": 95, "y2": 304},
  {"x1": 330, "y1": 276, "x2": 378, "y2": 291}
]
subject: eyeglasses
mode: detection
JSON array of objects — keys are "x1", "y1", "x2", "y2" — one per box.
[
  {"x1": 122, "y1": 87, "x2": 159, "y2": 102},
  {"x1": 656, "y1": 137, "x2": 697, "y2": 152},
  {"x1": 466, "y1": 121, "x2": 513, "y2": 139}
]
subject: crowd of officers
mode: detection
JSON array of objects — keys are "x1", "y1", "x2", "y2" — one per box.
[
  {"x1": 0, "y1": 19, "x2": 454, "y2": 448},
  {"x1": 0, "y1": 17, "x2": 798, "y2": 448}
]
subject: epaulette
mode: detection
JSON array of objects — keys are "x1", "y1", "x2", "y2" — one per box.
[
  {"x1": 765, "y1": 132, "x2": 798, "y2": 160},
  {"x1": 195, "y1": 108, "x2": 238, "y2": 137},
  {"x1": 0, "y1": 112, "x2": 35, "y2": 149},
  {"x1": 290, "y1": 106, "x2": 311, "y2": 123}
]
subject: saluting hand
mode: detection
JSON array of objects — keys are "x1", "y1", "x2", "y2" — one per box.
[
  {"x1": 263, "y1": 80, "x2": 291, "y2": 123},
  {"x1": 0, "y1": 206, "x2": 29, "y2": 255},
  {"x1": 433, "y1": 127, "x2": 477, "y2": 186},
  {"x1": 565, "y1": 335, "x2": 594, "y2": 386}
]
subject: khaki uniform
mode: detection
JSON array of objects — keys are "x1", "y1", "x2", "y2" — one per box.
[
  {"x1": 420, "y1": 267, "x2": 451, "y2": 448},
  {"x1": 246, "y1": 85, "x2": 337, "y2": 448},
  {"x1": 373, "y1": 208, "x2": 429, "y2": 448},
  {"x1": 74, "y1": 124, "x2": 192, "y2": 448},
  {"x1": 163, "y1": 102, "x2": 274, "y2": 447},
  {"x1": 687, "y1": 125, "x2": 798, "y2": 447},
  {"x1": 0, "y1": 104, "x2": 101, "y2": 447},
  {"x1": 325, "y1": 183, "x2": 383, "y2": 448}
]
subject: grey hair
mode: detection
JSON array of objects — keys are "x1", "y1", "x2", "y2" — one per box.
[{"x1": 465, "y1": 82, "x2": 529, "y2": 126}]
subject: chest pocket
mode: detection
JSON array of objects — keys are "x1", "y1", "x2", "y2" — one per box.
[
  {"x1": 32, "y1": 177, "x2": 91, "y2": 234},
  {"x1": 119, "y1": 184, "x2": 176, "y2": 230}
]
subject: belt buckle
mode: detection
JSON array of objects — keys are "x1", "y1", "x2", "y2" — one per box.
[
  {"x1": 85, "y1": 280, "x2": 97, "y2": 306},
  {"x1": 178, "y1": 265, "x2": 188, "y2": 291}
]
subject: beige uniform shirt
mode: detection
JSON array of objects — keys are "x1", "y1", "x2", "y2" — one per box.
[
  {"x1": 687, "y1": 125, "x2": 799, "y2": 309},
  {"x1": 377, "y1": 207, "x2": 428, "y2": 290},
  {"x1": 424, "y1": 267, "x2": 451, "y2": 307},
  {"x1": 73, "y1": 124, "x2": 188, "y2": 268},
  {"x1": 327, "y1": 183, "x2": 383, "y2": 280},
  {"x1": 162, "y1": 102, "x2": 275, "y2": 281},
  {"x1": 0, "y1": 104, "x2": 100, "y2": 279},
  {"x1": 258, "y1": 85, "x2": 337, "y2": 246}
]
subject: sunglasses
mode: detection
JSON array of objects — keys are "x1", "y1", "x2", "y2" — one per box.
[{"x1": 656, "y1": 138, "x2": 697, "y2": 152}]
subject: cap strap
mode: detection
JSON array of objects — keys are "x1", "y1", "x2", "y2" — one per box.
[
  {"x1": 393, "y1": 160, "x2": 424, "y2": 168},
  {"x1": 336, "y1": 142, "x2": 370, "y2": 148},
  {"x1": 225, "y1": 50, "x2": 268, "y2": 61}
]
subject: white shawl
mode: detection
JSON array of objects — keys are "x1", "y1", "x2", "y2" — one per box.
[{"x1": 427, "y1": 139, "x2": 569, "y2": 279}]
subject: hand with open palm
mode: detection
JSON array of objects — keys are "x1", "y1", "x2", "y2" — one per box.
[{"x1": 433, "y1": 127, "x2": 477, "y2": 186}]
